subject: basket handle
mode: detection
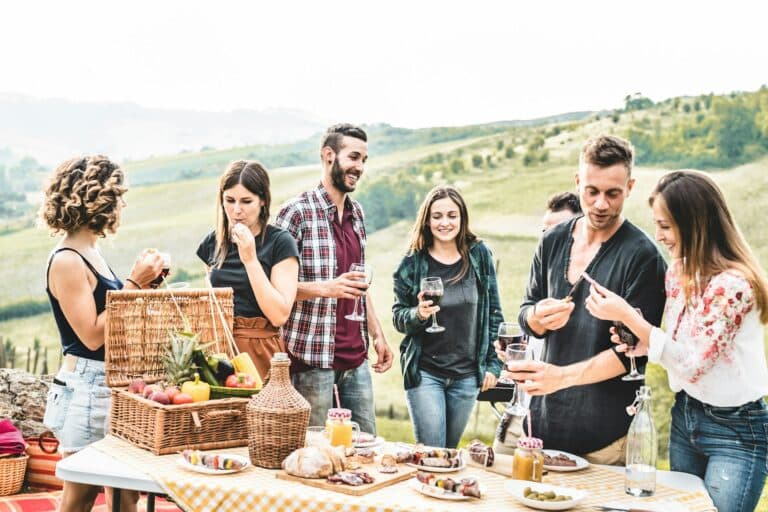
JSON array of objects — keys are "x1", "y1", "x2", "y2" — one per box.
[
  {"x1": 189, "y1": 409, "x2": 242, "y2": 428},
  {"x1": 206, "y1": 278, "x2": 239, "y2": 356},
  {"x1": 204, "y1": 409, "x2": 243, "y2": 419},
  {"x1": 36, "y1": 430, "x2": 60, "y2": 454}
]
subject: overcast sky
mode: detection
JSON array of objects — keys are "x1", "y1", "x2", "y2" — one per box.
[{"x1": 2, "y1": 0, "x2": 766, "y2": 128}]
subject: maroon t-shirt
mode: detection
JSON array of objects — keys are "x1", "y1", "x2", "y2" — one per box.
[{"x1": 330, "y1": 204, "x2": 367, "y2": 370}]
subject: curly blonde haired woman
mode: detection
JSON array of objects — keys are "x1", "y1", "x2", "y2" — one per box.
[{"x1": 40, "y1": 155, "x2": 163, "y2": 512}]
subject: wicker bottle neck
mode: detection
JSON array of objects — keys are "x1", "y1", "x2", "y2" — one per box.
[{"x1": 268, "y1": 360, "x2": 291, "y2": 387}]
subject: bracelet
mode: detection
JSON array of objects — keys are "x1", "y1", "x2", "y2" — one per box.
[{"x1": 125, "y1": 278, "x2": 142, "y2": 289}]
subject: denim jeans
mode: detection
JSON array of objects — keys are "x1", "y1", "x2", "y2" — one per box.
[
  {"x1": 291, "y1": 362, "x2": 377, "y2": 436},
  {"x1": 405, "y1": 369, "x2": 479, "y2": 448},
  {"x1": 43, "y1": 357, "x2": 110, "y2": 453},
  {"x1": 669, "y1": 391, "x2": 768, "y2": 512}
]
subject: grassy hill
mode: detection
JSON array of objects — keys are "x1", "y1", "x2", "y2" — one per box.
[{"x1": 1, "y1": 89, "x2": 767, "y2": 508}]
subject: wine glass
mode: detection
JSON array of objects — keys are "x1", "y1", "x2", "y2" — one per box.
[
  {"x1": 497, "y1": 322, "x2": 526, "y2": 385},
  {"x1": 617, "y1": 308, "x2": 644, "y2": 381},
  {"x1": 345, "y1": 263, "x2": 372, "y2": 321},
  {"x1": 505, "y1": 342, "x2": 532, "y2": 416},
  {"x1": 420, "y1": 277, "x2": 445, "y2": 333}
]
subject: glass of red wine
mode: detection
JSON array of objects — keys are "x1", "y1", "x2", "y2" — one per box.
[
  {"x1": 345, "y1": 263, "x2": 372, "y2": 321},
  {"x1": 420, "y1": 277, "x2": 445, "y2": 333},
  {"x1": 497, "y1": 322, "x2": 526, "y2": 385},
  {"x1": 505, "y1": 342, "x2": 532, "y2": 415},
  {"x1": 615, "y1": 307, "x2": 644, "y2": 381},
  {"x1": 149, "y1": 252, "x2": 171, "y2": 289}
]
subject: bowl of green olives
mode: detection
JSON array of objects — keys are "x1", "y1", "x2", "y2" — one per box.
[{"x1": 505, "y1": 480, "x2": 588, "y2": 510}]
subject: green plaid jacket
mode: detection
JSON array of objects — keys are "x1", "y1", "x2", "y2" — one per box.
[{"x1": 392, "y1": 241, "x2": 504, "y2": 390}]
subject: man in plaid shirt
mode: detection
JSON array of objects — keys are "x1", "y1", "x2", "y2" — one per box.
[{"x1": 275, "y1": 124, "x2": 393, "y2": 435}]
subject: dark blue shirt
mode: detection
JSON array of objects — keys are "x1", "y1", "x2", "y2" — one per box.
[{"x1": 46, "y1": 248, "x2": 122, "y2": 361}]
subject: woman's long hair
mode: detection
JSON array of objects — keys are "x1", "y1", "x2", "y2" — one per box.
[
  {"x1": 407, "y1": 185, "x2": 477, "y2": 284},
  {"x1": 650, "y1": 170, "x2": 768, "y2": 323},
  {"x1": 214, "y1": 160, "x2": 271, "y2": 268}
]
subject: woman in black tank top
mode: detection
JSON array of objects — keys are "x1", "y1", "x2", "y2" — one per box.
[{"x1": 40, "y1": 156, "x2": 163, "y2": 512}]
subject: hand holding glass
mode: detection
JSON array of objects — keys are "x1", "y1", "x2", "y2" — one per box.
[
  {"x1": 345, "y1": 263, "x2": 372, "y2": 322},
  {"x1": 420, "y1": 277, "x2": 445, "y2": 333},
  {"x1": 149, "y1": 252, "x2": 171, "y2": 288}
]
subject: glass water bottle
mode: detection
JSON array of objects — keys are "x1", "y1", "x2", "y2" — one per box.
[{"x1": 625, "y1": 385, "x2": 657, "y2": 497}]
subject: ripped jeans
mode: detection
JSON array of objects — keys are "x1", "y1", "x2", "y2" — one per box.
[{"x1": 669, "y1": 391, "x2": 768, "y2": 512}]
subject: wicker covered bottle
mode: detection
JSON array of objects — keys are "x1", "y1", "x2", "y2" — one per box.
[{"x1": 246, "y1": 352, "x2": 310, "y2": 468}]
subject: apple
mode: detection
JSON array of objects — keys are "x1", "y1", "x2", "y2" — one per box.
[
  {"x1": 165, "y1": 386, "x2": 180, "y2": 402},
  {"x1": 128, "y1": 378, "x2": 146, "y2": 395},
  {"x1": 149, "y1": 391, "x2": 170, "y2": 405},
  {"x1": 143, "y1": 384, "x2": 162, "y2": 399},
  {"x1": 172, "y1": 392, "x2": 194, "y2": 405}
]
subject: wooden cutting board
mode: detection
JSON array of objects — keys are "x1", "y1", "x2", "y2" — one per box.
[{"x1": 276, "y1": 463, "x2": 417, "y2": 496}]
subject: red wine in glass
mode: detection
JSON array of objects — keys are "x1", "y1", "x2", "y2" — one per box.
[
  {"x1": 422, "y1": 291, "x2": 443, "y2": 307},
  {"x1": 149, "y1": 252, "x2": 171, "y2": 289},
  {"x1": 420, "y1": 277, "x2": 445, "y2": 333},
  {"x1": 498, "y1": 334, "x2": 526, "y2": 351},
  {"x1": 615, "y1": 307, "x2": 644, "y2": 381}
]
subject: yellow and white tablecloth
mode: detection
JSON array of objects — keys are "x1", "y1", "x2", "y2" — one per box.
[{"x1": 92, "y1": 436, "x2": 716, "y2": 512}]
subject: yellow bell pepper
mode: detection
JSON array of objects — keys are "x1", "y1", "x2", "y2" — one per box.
[
  {"x1": 181, "y1": 373, "x2": 210, "y2": 402},
  {"x1": 231, "y1": 353, "x2": 263, "y2": 390}
]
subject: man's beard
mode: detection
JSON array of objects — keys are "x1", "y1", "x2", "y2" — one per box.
[{"x1": 331, "y1": 158, "x2": 357, "y2": 193}]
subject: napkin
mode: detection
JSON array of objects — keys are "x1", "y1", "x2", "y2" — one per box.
[{"x1": 0, "y1": 418, "x2": 27, "y2": 456}]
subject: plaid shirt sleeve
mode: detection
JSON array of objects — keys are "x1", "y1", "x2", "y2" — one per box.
[{"x1": 274, "y1": 189, "x2": 348, "y2": 368}]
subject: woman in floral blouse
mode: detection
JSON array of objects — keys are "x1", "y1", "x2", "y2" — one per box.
[{"x1": 585, "y1": 170, "x2": 768, "y2": 512}]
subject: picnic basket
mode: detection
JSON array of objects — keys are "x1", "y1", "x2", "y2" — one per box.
[
  {"x1": 0, "y1": 454, "x2": 28, "y2": 496},
  {"x1": 105, "y1": 287, "x2": 252, "y2": 455}
]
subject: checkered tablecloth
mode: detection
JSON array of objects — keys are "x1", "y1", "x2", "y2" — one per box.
[{"x1": 91, "y1": 436, "x2": 715, "y2": 512}]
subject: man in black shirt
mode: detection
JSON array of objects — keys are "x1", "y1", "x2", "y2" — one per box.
[{"x1": 508, "y1": 135, "x2": 666, "y2": 464}]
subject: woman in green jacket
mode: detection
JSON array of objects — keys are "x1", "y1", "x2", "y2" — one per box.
[{"x1": 393, "y1": 185, "x2": 503, "y2": 448}]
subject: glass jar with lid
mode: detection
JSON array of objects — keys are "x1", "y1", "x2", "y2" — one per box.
[
  {"x1": 512, "y1": 436, "x2": 544, "y2": 482},
  {"x1": 325, "y1": 408, "x2": 360, "y2": 448}
]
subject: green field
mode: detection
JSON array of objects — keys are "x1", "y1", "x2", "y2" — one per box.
[{"x1": 2, "y1": 98, "x2": 767, "y2": 509}]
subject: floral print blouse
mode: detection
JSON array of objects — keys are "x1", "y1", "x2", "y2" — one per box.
[{"x1": 648, "y1": 264, "x2": 768, "y2": 406}]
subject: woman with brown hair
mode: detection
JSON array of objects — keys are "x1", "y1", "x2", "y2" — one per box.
[
  {"x1": 392, "y1": 185, "x2": 504, "y2": 448},
  {"x1": 41, "y1": 155, "x2": 163, "y2": 512},
  {"x1": 586, "y1": 170, "x2": 768, "y2": 511},
  {"x1": 196, "y1": 160, "x2": 299, "y2": 380}
]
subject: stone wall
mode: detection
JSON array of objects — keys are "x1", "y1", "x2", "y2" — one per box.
[{"x1": 0, "y1": 369, "x2": 51, "y2": 437}]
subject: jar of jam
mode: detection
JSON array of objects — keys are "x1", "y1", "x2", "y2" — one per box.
[
  {"x1": 512, "y1": 436, "x2": 544, "y2": 482},
  {"x1": 325, "y1": 408, "x2": 360, "y2": 448}
]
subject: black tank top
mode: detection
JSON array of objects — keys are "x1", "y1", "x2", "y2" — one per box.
[{"x1": 45, "y1": 248, "x2": 122, "y2": 361}]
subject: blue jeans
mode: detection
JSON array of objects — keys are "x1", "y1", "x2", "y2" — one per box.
[
  {"x1": 669, "y1": 391, "x2": 768, "y2": 512},
  {"x1": 43, "y1": 358, "x2": 110, "y2": 453},
  {"x1": 292, "y1": 363, "x2": 377, "y2": 436},
  {"x1": 405, "y1": 369, "x2": 479, "y2": 448}
]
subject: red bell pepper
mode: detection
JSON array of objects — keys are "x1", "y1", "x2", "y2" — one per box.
[{"x1": 225, "y1": 372, "x2": 257, "y2": 388}]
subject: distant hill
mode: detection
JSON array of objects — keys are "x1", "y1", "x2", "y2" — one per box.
[{"x1": 0, "y1": 93, "x2": 329, "y2": 164}]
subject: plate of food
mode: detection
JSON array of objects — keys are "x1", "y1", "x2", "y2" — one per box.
[
  {"x1": 353, "y1": 432, "x2": 384, "y2": 448},
  {"x1": 178, "y1": 450, "x2": 250, "y2": 475},
  {"x1": 505, "y1": 480, "x2": 588, "y2": 510},
  {"x1": 398, "y1": 446, "x2": 465, "y2": 473},
  {"x1": 408, "y1": 472, "x2": 483, "y2": 500},
  {"x1": 542, "y1": 450, "x2": 589, "y2": 472}
]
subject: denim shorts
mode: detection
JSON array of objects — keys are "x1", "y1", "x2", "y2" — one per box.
[{"x1": 43, "y1": 357, "x2": 110, "y2": 453}]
